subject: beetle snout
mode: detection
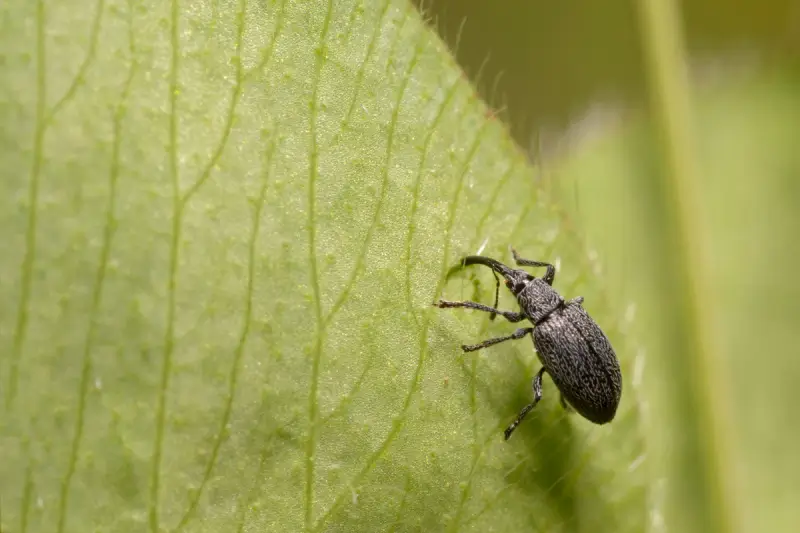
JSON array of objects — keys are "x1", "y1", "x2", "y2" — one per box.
[{"x1": 504, "y1": 270, "x2": 532, "y2": 294}]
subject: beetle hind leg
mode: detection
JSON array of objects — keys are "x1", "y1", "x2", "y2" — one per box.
[
  {"x1": 504, "y1": 367, "x2": 546, "y2": 440},
  {"x1": 560, "y1": 393, "x2": 573, "y2": 412}
]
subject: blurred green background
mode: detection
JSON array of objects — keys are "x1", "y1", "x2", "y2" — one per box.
[
  {"x1": 412, "y1": 0, "x2": 798, "y2": 145},
  {"x1": 412, "y1": 0, "x2": 800, "y2": 532}
]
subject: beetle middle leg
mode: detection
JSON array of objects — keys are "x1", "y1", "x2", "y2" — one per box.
[
  {"x1": 461, "y1": 327, "x2": 533, "y2": 353},
  {"x1": 435, "y1": 299, "x2": 525, "y2": 323},
  {"x1": 504, "y1": 367, "x2": 546, "y2": 440},
  {"x1": 510, "y1": 248, "x2": 556, "y2": 285}
]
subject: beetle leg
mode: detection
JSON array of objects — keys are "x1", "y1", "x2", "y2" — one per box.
[
  {"x1": 461, "y1": 327, "x2": 533, "y2": 353},
  {"x1": 504, "y1": 367, "x2": 546, "y2": 440},
  {"x1": 490, "y1": 269, "x2": 500, "y2": 321},
  {"x1": 435, "y1": 299, "x2": 525, "y2": 323},
  {"x1": 565, "y1": 296, "x2": 584, "y2": 306},
  {"x1": 510, "y1": 248, "x2": 556, "y2": 285},
  {"x1": 560, "y1": 392, "x2": 573, "y2": 412}
]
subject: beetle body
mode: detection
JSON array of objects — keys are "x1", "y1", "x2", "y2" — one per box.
[
  {"x1": 532, "y1": 303, "x2": 621, "y2": 423},
  {"x1": 437, "y1": 249, "x2": 622, "y2": 439}
]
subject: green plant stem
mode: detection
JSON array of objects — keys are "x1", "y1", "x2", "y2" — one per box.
[{"x1": 635, "y1": 1, "x2": 740, "y2": 532}]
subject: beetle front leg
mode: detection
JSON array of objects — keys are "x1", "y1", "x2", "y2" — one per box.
[
  {"x1": 489, "y1": 269, "x2": 500, "y2": 320},
  {"x1": 510, "y1": 248, "x2": 556, "y2": 285},
  {"x1": 435, "y1": 299, "x2": 525, "y2": 323},
  {"x1": 461, "y1": 327, "x2": 533, "y2": 353},
  {"x1": 504, "y1": 367, "x2": 546, "y2": 440}
]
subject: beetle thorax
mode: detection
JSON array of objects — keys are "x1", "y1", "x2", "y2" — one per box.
[{"x1": 517, "y1": 278, "x2": 563, "y2": 323}]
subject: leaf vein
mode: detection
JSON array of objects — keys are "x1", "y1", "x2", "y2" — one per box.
[
  {"x1": 320, "y1": 353, "x2": 374, "y2": 425},
  {"x1": 386, "y1": 473, "x2": 412, "y2": 533},
  {"x1": 172, "y1": 132, "x2": 275, "y2": 533},
  {"x1": 43, "y1": 0, "x2": 105, "y2": 126},
  {"x1": 181, "y1": 0, "x2": 248, "y2": 205},
  {"x1": 402, "y1": 73, "x2": 462, "y2": 325},
  {"x1": 55, "y1": 6, "x2": 136, "y2": 530},
  {"x1": 448, "y1": 425, "x2": 497, "y2": 533},
  {"x1": 324, "y1": 12, "x2": 421, "y2": 326},
  {"x1": 437, "y1": 113, "x2": 493, "y2": 298},
  {"x1": 471, "y1": 160, "x2": 517, "y2": 251},
  {"x1": 6, "y1": 0, "x2": 46, "y2": 409},
  {"x1": 149, "y1": 1, "x2": 181, "y2": 531},
  {"x1": 339, "y1": 0, "x2": 392, "y2": 130},
  {"x1": 19, "y1": 465, "x2": 34, "y2": 533},
  {"x1": 383, "y1": 4, "x2": 411, "y2": 76},
  {"x1": 305, "y1": 1, "x2": 335, "y2": 530},
  {"x1": 313, "y1": 35, "x2": 487, "y2": 533},
  {"x1": 340, "y1": 0, "x2": 361, "y2": 43},
  {"x1": 243, "y1": 0, "x2": 287, "y2": 82}
]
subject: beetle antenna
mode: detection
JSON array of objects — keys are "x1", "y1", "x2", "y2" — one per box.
[
  {"x1": 445, "y1": 257, "x2": 502, "y2": 320},
  {"x1": 459, "y1": 255, "x2": 517, "y2": 280}
]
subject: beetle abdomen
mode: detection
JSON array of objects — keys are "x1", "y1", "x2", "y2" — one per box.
[{"x1": 533, "y1": 304, "x2": 622, "y2": 424}]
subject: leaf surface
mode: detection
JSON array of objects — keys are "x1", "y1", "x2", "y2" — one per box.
[{"x1": 0, "y1": 1, "x2": 646, "y2": 532}]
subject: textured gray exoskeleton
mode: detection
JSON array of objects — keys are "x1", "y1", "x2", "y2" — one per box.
[{"x1": 436, "y1": 248, "x2": 622, "y2": 440}]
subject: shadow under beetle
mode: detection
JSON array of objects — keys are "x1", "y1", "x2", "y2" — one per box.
[{"x1": 436, "y1": 248, "x2": 622, "y2": 440}]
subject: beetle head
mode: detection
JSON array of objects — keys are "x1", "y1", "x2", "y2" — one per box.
[{"x1": 455, "y1": 255, "x2": 533, "y2": 295}]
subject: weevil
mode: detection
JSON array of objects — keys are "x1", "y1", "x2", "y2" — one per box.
[{"x1": 436, "y1": 248, "x2": 622, "y2": 440}]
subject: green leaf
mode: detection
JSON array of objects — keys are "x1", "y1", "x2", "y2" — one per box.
[{"x1": 0, "y1": 1, "x2": 646, "y2": 532}]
